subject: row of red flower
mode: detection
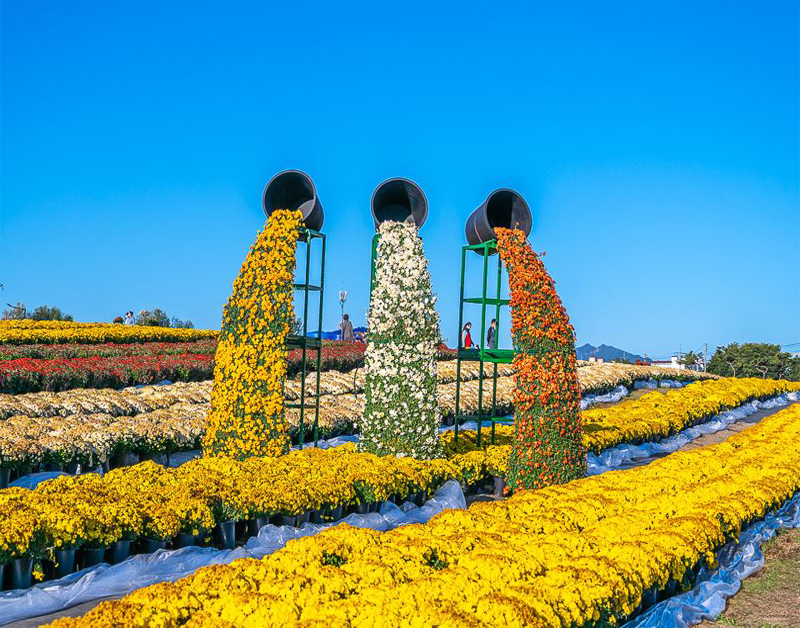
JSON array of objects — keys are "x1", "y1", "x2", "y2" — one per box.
[
  {"x1": 0, "y1": 340, "x2": 218, "y2": 361},
  {"x1": 0, "y1": 342, "x2": 458, "y2": 394},
  {"x1": 0, "y1": 354, "x2": 215, "y2": 394}
]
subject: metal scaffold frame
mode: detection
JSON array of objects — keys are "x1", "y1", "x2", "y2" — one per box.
[
  {"x1": 286, "y1": 228, "x2": 326, "y2": 448},
  {"x1": 453, "y1": 239, "x2": 514, "y2": 446}
]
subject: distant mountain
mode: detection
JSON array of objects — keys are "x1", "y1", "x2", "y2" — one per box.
[{"x1": 576, "y1": 343, "x2": 647, "y2": 363}]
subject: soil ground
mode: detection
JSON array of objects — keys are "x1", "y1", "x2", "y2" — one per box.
[{"x1": 699, "y1": 528, "x2": 800, "y2": 628}]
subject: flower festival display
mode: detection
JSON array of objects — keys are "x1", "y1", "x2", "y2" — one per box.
[
  {"x1": 45, "y1": 404, "x2": 800, "y2": 627},
  {"x1": 495, "y1": 227, "x2": 586, "y2": 491},
  {"x1": 360, "y1": 221, "x2": 442, "y2": 459},
  {"x1": 203, "y1": 210, "x2": 302, "y2": 460}
]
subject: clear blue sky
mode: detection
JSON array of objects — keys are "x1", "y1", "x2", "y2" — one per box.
[{"x1": 1, "y1": 1, "x2": 798, "y2": 359}]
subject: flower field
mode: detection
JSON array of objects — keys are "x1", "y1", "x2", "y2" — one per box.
[
  {"x1": 0, "y1": 364, "x2": 729, "y2": 472},
  {"x1": 0, "y1": 340, "x2": 218, "y2": 361},
  {"x1": 43, "y1": 402, "x2": 800, "y2": 627},
  {"x1": 0, "y1": 377, "x2": 790, "y2": 567},
  {"x1": 0, "y1": 320, "x2": 217, "y2": 345},
  {"x1": 0, "y1": 339, "x2": 456, "y2": 394},
  {"x1": 0, "y1": 354, "x2": 214, "y2": 394}
]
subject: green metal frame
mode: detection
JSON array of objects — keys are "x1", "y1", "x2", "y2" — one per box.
[
  {"x1": 369, "y1": 232, "x2": 380, "y2": 294},
  {"x1": 286, "y1": 228, "x2": 326, "y2": 448},
  {"x1": 453, "y1": 239, "x2": 514, "y2": 446}
]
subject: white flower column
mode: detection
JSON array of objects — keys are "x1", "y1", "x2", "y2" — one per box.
[{"x1": 360, "y1": 221, "x2": 443, "y2": 459}]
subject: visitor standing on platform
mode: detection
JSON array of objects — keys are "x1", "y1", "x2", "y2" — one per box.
[
  {"x1": 340, "y1": 313, "x2": 354, "y2": 342},
  {"x1": 462, "y1": 322, "x2": 474, "y2": 349},
  {"x1": 487, "y1": 318, "x2": 497, "y2": 349}
]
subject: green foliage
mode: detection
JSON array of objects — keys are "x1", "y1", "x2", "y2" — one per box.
[
  {"x1": 30, "y1": 305, "x2": 74, "y2": 321},
  {"x1": 134, "y1": 308, "x2": 194, "y2": 329},
  {"x1": 708, "y1": 343, "x2": 799, "y2": 381},
  {"x1": 679, "y1": 350, "x2": 699, "y2": 366},
  {"x1": 1, "y1": 303, "x2": 73, "y2": 322}
]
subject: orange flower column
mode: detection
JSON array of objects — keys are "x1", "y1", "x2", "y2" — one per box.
[
  {"x1": 495, "y1": 227, "x2": 586, "y2": 490},
  {"x1": 203, "y1": 210, "x2": 302, "y2": 460}
]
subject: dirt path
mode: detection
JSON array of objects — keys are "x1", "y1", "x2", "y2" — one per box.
[{"x1": 699, "y1": 528, "x2": 800, "y2": 628}]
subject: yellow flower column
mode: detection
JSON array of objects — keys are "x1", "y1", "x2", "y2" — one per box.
[{"x1": 203, "y1": 210, "x2": 302, "y2": 459}]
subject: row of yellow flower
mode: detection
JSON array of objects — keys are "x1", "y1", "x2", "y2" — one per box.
[
  {"x1": 49, "y1": 401, "x2": 800, "y2": 627},
  {"x1": 580, "y1": 376, "x2": 800, "y2": 452},
  {"x1": 0, "y1": 439, "x2": 491, "y2": 564},
  {"x1": 0, "y1": 378, "x2": 790, "y2": 563},
  {"x1": 0, "y1": 321, "x2": 218, "y2": 346},
  {"x1": 442, "y1": 377, "x2": 799, "y2": 468}
]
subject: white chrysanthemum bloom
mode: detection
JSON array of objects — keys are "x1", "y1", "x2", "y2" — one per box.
[{"x1": 359, "y1": 221, "x2": 442, "y2": 459}]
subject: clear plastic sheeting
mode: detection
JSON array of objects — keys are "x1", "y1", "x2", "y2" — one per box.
[
  {"x1": 8, "y1": 471, "x2": 68, "y2": 490},
  {"x1": 625, "y1": 489, "x2": 800, "y2": 628},
  {"x1": 581, "y1": 385, "x2": 630, "y2": 410},
  {"x1": 587, "y1": 393, "x2": 796, "y2": 475},
  {"x1": 0, "y1": 481, "x2": 466, "y2": 626},
  {"x1": 633, "y1": 378, "x2": 687, "y2": 391}
]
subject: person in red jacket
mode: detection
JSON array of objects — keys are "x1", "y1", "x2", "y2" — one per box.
[{"x1": 462, "y1": 322, "x2": 475, "y2": 349}]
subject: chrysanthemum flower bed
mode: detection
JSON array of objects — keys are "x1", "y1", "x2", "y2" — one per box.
[
  {"x1": 0, "y1": 377, "x2": 794, "y2": 580},
  {"x1": 46, "y1": 403, "x2": 800, "y2": 628},
  {"x1": 0, "y1": 353, "x2": 214, "y2": 394},
  {"x1": 0, "y1": 376, "x2": 791, "y2": 476},
  {"x1": 0, "y1": 441, "x2": 488, "y2": 581},
  {"x1": 0, "y1": 320, "x2": 217, "y2": 345}
]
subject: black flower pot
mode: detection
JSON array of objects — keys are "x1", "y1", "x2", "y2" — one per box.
[
  {"x1": 65, "y1": 462, "x2": 80, "y2": 475},
  {"x1": 310, "y1": 509, "x2": 325, "y2": 525},
  {"x1": 0, "y1": 468, "x2": 10, "y2": 490},
  {"x1": 106, "y1": 539, "x2": 132, "y2": 565},
  {"x1": 235, "y1": 520, "x2": 249, "y2": 543},
  {"x1": 492, "y1": 476, "x2": 505, "y2": 497},
  {"x1": 412, "y1": 490, "x2": 425, "y2": 507},
  {"x1": 278, "y1": 514, "x2": 297, "y2": 527},
  {"x1": 140, "y1": 452, "x2": 168, "y2": 466},
  {"x1": 642, "y1": 585, "x2": 658, "y2": 609},
  {"x1": 110, "y1": 452, "x2": 140, "y2": 469},
  {"x1": 658, "y1": 579, "x2": 678, "y2": 602},
  {"x1": 11, "y1": 558, "x2": 33, "y2": 590},
  {"x1": 43, "y1": 462, "x2": 64, "y2": 472},
  {"x1": 13, "y1": 465, "x2": 33, "y2": 482},
  {"x1": 53, "y1": 548, "x2": 77, "y2": 579},
  {"x1": 248, "y1": 517, "x2": 269, "y2": 538},
  {"x1": 352, "y1": 502, "x2": 370, "y2": 516},
  {"x1": 214, "y1": 520, "x2": 236, "y2": 550},
  {"x1": 139, "y1": 538, "x2": 168, "y2": 554},
  {"x1": 172, "y1": 533, "x2": 196, "y2": 549},
  {"x1": 81, "y1": 547, "x2": 107, "y2": 569},
  {"x1": 0, "y1": 562, "x2": 7, "y2": 591},
  {"x1": 297, "y1": 510, "x2": 311, "y2": 525},
  {"x1": 367, "y1": 502, "x2": 378, "y2": 513}
]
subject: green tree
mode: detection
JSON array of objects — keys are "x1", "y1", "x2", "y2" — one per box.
[
  {"x1": 708, "y1": 343, "x2": 795, "y2": 380},
  {"x1": 679, "y1": 350, "x2": 699, "y2": 366},
  {"x1": 29, "y1": 305, "x2": 74, "y2": 322}
]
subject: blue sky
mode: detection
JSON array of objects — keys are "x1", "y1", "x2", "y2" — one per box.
[{"x1": 1, "y1": 1, "x2": 798, "y2": 359}]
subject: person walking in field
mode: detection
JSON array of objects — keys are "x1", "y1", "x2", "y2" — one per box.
[
  {"x1": 462, "y1": 322, "x2": 475, "y2": 349},
  {"x1": 339, "y1": 313, "x2": 354, "y2": 342},
  {"x1": 487, "y1": 318, "x2": 497, "y2": 349},
  {"x1": 124, "y1": 311, "x2": 135, "y2": 325}
]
